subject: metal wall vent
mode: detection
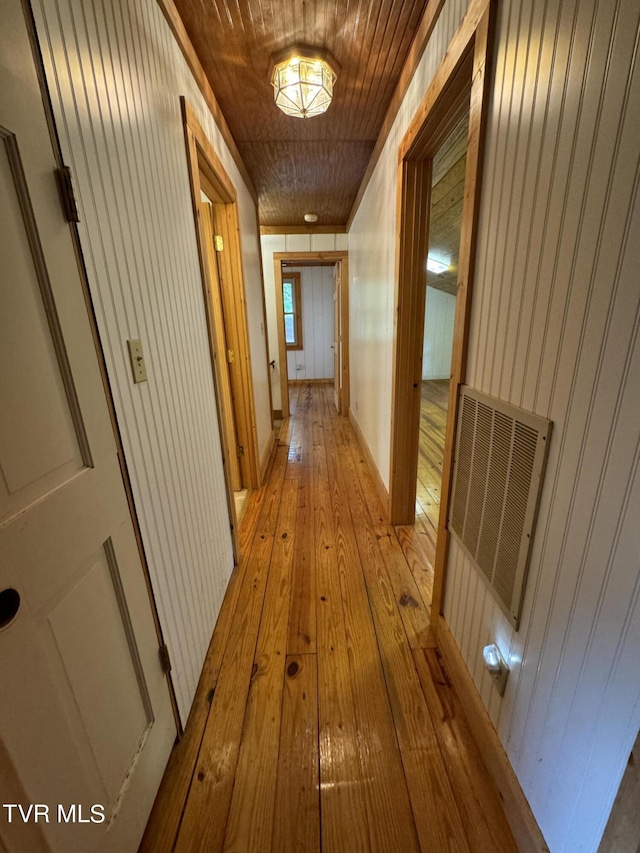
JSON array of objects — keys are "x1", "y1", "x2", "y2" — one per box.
[{"x1": 449, "y1": 386, "x2": 552, "y2": 628}]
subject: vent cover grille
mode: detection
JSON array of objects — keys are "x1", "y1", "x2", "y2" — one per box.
[{"x1": 449, "y1": 387, "x2": 552, "y2": 628}]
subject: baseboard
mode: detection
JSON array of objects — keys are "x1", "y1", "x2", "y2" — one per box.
[
  {"x1": 437, "y1": 617, "x2": 550, "y2": 853},
  {"x1": 288, "y1": 378, "x2": 333, "y2": 385},
  {"x1": 348, "y1": 408, "x2": 389, "y2": 517},
  {"x1": 259, "y1": 429, "x2": 277, "y2": 486}
]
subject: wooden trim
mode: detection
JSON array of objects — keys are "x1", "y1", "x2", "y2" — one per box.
[
  {"x1": 348, "y1": 408, "x2": 389, "y2": 516},
  {"x1": 432, "y1": 0, "x2": 495, "y2": 626},
  {"x1": 184, "y1": 98, "x2": 263, "y2": 488},
  {"x1": 288, "y1": 379, "x2": 333, "y2": 385},
  {"x1": 182, "y1": 118, "x2": 240, "y2": 563},
  {"x1": 387, "y1": 0, "x2": 495, "y2": 640},
  {"x1": 339, "y1": 257, "x2": 350, "y2": 413},
  {"x1": 156, "y1": 0, "x2": 257, "y2": 203},
  {"x1": 273, "y1": 259, "x2": 290, "y2": 419},
  {"x1": 283, "y1": 271, "x2": 303, "y2": 350},
  {"x1": 346, "y1": 0, "x2": 447, "y2": 229},
  {"x1": 274, "y1": 251, "x2": 348, "y2": 262},
  {"x1": 260, "y1": 225, "x2": 348, "y2": 235},
  {"x1": 437, "y1": 618, "x2": 551, "y2": 853},
  {"x1": 389, "y1": 158, "x2": 433, "y2": 523},
  {"x1": 259, "y1": 428, "x2": 277, "y2": 485},
  {"x1": 274, "y1": 251, "x2": 350, "y2": 422},
  {"x1": 255, "y1": 208, "x2": 275, "y2": 431},
  {"x1": 213, "y1": 202, "x2": 261, "y2": 489},
  {"x1": 201, "y1": 202, "x2": 243, "y2": 493}
]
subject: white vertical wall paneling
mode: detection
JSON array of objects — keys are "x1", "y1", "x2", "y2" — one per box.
[
  {"x1": 285, "y1": 267, "x2": 335, "y2": 381},
  {"x1": 260, "y1": 233, "x2": 345, "y2": 409},
  {"x1": 422, "y1": 286, "x2": 455, "y2": 379},
  {"x1": 32, "y1": 0, "x2": 271, "y2": 724},
  {"x1": 349, "y1": 0, "x2": 640, "y2": 849}
]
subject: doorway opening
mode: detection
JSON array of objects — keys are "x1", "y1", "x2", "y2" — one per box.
[
  {"x1": 415, "y1": 111, "x2": 468, "y2": 557},
  {"x1": 274, "y1": 251, "x2": 349, "y2": 419},
  {"x1": 182, "y1": 98, "x2": 261, "y2": 560},
  {"x1": 388, "y1": 3, "x2": 494, "y2": 629}
]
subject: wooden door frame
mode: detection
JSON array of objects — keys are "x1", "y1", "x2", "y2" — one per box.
[
  {"x1": 388, "y1": 0, "x2": 495, "y2": 630},
  {"x1": 182, "y1": 97, "x2": 262, "y2": 561},
  {"x1": 274, "y1": 251, "x2": 349, "y2": 418}
]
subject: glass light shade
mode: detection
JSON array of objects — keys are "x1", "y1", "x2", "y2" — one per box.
[{"x1": 271, "y1": 55, "x2": 336, "y2": 118}]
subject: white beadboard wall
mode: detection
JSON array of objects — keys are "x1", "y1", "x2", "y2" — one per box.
[
  {"x1": 261, "y1": 233, "x2": 348, "y2": 410},
  {"x1": 32, "y1": 0, "x2": 272, "y2": 724},
  {"x1": 422, "y1": 286, "x2": 455, "y2": 379},
  {"x1": 349, "y1": 0, "x2": 640, "y2": 850},
  {"x1": 286, "y1": 266, "x2": 335, "y2": 381}
]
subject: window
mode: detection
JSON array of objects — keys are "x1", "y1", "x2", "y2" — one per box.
[{"x1": 283, "y1": 272, "x2": 303, "y2": 350}]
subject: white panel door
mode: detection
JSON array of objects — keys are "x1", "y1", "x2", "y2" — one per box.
[{"x1": 0, "y1": 4, "x2": 175, "y2": 852}]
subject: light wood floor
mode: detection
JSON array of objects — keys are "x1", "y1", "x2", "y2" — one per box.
[
  {"x1": 413, "y1": 379, "x2": 449, "y2": 560},
  {"x1": 140, "y1": 382, "x2": 516, "y2": 853}
]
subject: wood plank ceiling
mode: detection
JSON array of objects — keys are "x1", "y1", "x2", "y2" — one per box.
[
  {"x1": 172, "y1": 0, "x2": 433, "y2": 225},
  {"x1": 427, "y1": 112, "x2": 468, "y2": 295}
]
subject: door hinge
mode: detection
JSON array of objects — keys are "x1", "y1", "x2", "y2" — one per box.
[
  {"x1": 55, "y1": 166, "x2": 80, "y2": 223},
  {"x1": 226, "y1": 348, "x2": 235, "y2": 363},
  {"x1": 237, "y1": 445, "x2": 245, "y2": 458},
  {"x1": 214, "y1": 235, "x2": 224, "y2": 252},
  {"x1": 159, "y1": 644, "x2": 172, "y2": 674}
]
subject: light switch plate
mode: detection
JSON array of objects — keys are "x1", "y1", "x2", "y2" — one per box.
[{"x1": 127, "y1": 339, "x2": 147, "y2": 383}]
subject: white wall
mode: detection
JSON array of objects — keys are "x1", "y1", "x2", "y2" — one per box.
[
  {"x1": 32, "y1": 0, "x2": 271, "y2": 724},
  {"x1": 261, "y1": 233, "x2": 348, "y2": 410},
  {"x1": 422, "y1": 286, "x2": 455, "y2": 379},
  {"x1": 286, "y1": 266, "x2": 335, "y2": 381},
  {"x1": 348, "y1": 0, "x2": 640, "y2": 850}
]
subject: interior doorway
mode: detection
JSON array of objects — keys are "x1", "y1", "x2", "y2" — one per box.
[
  {"x1": 388, "y1": 4, "x2": 494, "y2": 629},
  {"x1": 415, "y1": 112, "x2": 469, "y2": 559},
  {"x1": 182, "y1": 98, "x2": 261, "y2": 559},
  {"x1": 274, "y1": 251, "x2": 349, "y2": 419}
]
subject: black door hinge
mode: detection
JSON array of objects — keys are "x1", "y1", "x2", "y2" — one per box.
[
  {"x1": 55, "y1": 165, "x2": 80, "y2": 223},
  {"x1": 159, "y1": 643, "x2": 172, "y2": 674}
]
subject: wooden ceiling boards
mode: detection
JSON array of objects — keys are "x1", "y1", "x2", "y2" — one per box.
[{"x1": 171, "y1": 0, "x2": 435, "y2": 225}]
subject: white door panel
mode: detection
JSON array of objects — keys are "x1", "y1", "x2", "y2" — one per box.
[{"x1": 0, "y1": 3, "x2": 175, "y2": 851}]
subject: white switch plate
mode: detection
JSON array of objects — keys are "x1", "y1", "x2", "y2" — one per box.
[{"x1": 127, "y1": 339, "x2": 148, "y2": 383}]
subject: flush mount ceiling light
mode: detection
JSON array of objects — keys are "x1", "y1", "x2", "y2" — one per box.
[
  {"x1": 304, "y1": 213, "x2": 318, "y2": 223},
  {"x1": 269, "y1": 46, "x2": 339, "y2": 119}
]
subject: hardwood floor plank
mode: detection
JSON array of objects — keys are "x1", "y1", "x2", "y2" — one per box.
[
  {"x1": 287, "y1": 471, "x2": 316, "y2": 653},
  {"x1": 314, "y1": 437, "x2": 372, "y2": 853},
  {"x1": 395, "y1": 524, "x2": 436, "y2": 607},
  {"x1": 223, "y1": 474, "x2": 299, "y2": 851},
  {"x1": 139, "y1": 558, "x2": 246, "y2": 853},
  {"x1": 415, "y1": 379, "x2": 449, "y2": 542},
  {"x1": 332, "y1": 413, "x2": 432, "y2": 648},
  {"x1": 173, "y1": 448, "x2": 289, "y2": 852},
  {"x1": 272, "y1": 654, "x2": 320, "y2": 853},
  {"x1": 413, "y1": 648, "x2": 519, "y2": 853},
  {"x1": 288, "y1": 383, "x2": 317, "y2": 654},
  {"x1": 320, "y1": 388, "x2": 421, "y2": 852},
  {"x1": 334, "y1": 412, "x2": 470, "y2": 852}
]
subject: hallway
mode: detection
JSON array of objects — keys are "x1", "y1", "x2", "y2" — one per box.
[{"x1": 142, "y1": 382, "x2": 516, "y2": 852}]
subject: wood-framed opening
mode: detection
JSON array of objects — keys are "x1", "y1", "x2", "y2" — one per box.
[
  {"x1": 388, "y1": 0, "x2": 495, "y2": 629},
  {"x1": 182, "y1": 97, "x2": 261, "y2": 562},
  {"x1": 282, "y1": 271, "x2": 303, "y2": 350},
  {"x1": 274, "y1": 251, "x2": 349, "y2": 419}
]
